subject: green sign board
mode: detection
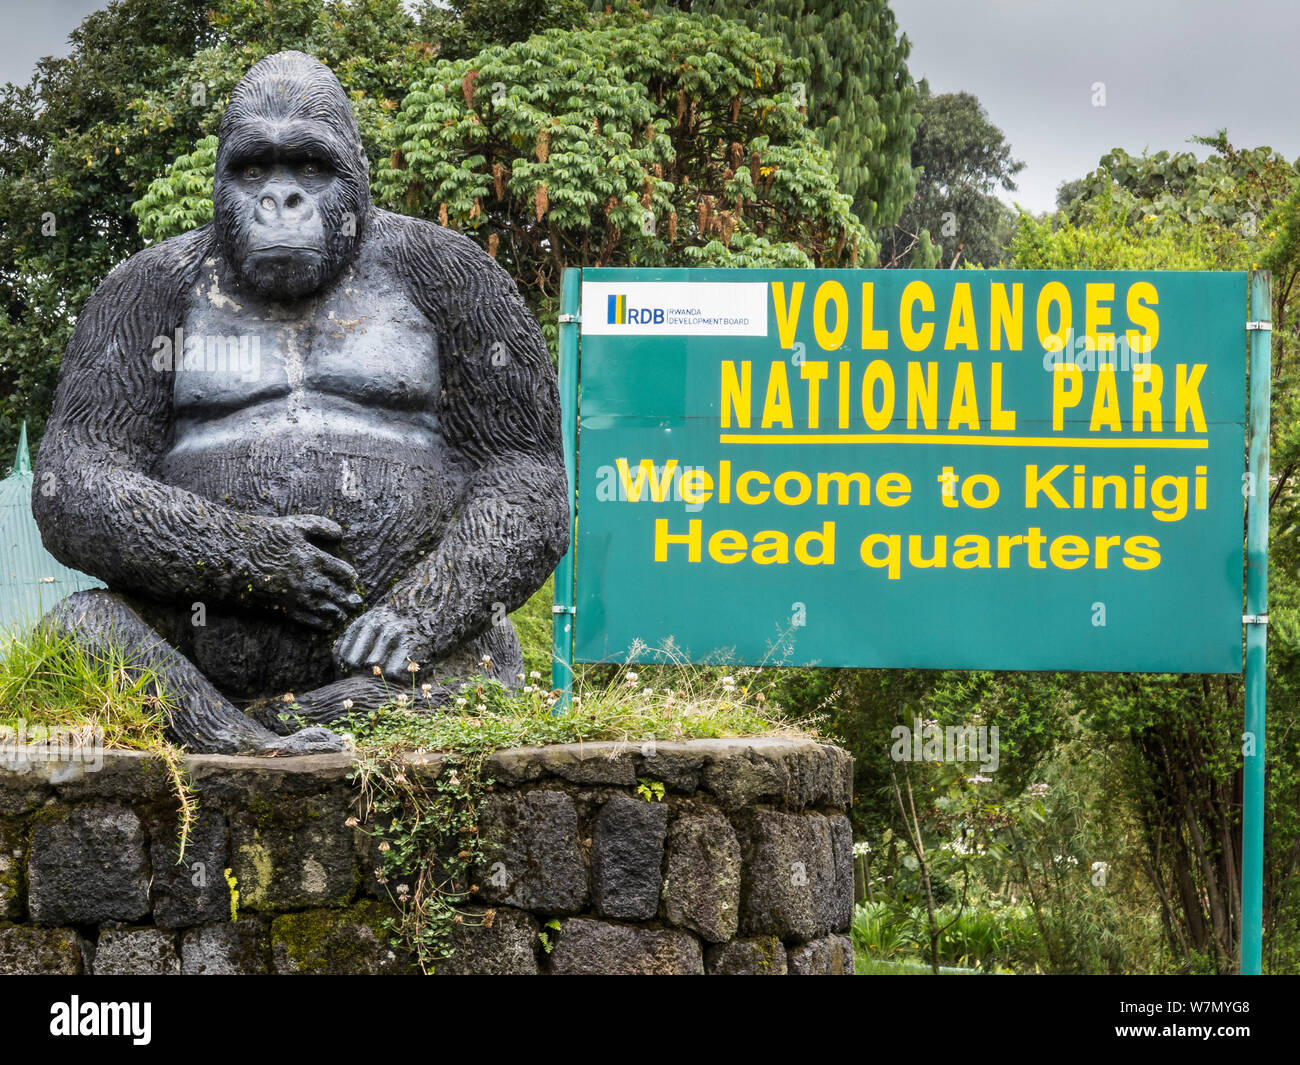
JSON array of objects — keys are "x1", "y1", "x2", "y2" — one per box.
[{"x1": 572, "y1": 268, "x2": 1248, "y2": 673}]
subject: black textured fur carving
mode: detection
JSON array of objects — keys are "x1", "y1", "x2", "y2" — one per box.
[{"x1": 33, "y1": 52, "x2": 569, "y2": 754}]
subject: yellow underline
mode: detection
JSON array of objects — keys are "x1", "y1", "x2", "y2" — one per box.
[{"x1": 718, "y1": 433, "x2": 1210, "y2": 449}]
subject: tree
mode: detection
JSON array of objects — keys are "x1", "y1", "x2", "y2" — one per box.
[
  {"x1": 639, "y1": 0, "x2": 920, "y2": 233},
  {"x1": 880, "y1": 88, "x2": 1024, "y2": 268},
  {"x1": 371, "y1": 7, "x2": 867, "y2": 331},
  {"x1": 1009, "y1": 137, "x2": 1300, "y2": 972},
  {"x1": 423, "y1": 0, "x2": 590, "y2": 60}
]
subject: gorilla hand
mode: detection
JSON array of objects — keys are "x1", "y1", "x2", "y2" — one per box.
[
  {"x1": 333, "y1": 604, "x2": 423, "y2": 679},
  {"x1": 253, "y1": 514, "x2": 363, "y2": 630}
]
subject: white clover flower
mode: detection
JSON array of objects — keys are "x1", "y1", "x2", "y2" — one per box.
[
  {"x1": 342, "y1": 698, "x2": 354, "y2": 710},
  {"x1": 529, "y1": 670, "x2": 541, "y2": 679}
]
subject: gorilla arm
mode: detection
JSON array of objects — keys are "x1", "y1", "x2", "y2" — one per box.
[
  {"x1": 334, "y1": 217, "x2": 569, "y2": 677},
  {"x1": 33, "y1": 232, "x2": 361, "y2": 630}
]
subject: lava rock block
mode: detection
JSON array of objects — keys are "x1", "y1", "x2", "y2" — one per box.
[
  {"x1": 548, "y1": 917, "x2": 703, "y2": 975},
  {"x1": 661, "y1": 813, "x2": 741, "y2": 942},
  {"x1": 437, "y1": 906, "x2": 540, "y2": 975},
  {"x1": 702, "y1": 749, "x2": 791, "y2": 810},
  {"x1": 824, "y1": 813, "x2": 855, "y2": 934},
  {"x1": 734, "y1": 809, "x2": 838, "y2": 942},
  {"x1": 93, "y1": 927, "x2": 181, "y2": 975},
  {"x1": 27, "y1": 802, "x2": 149, "y2": 925},
  {"x1": 591, "y1": 795, "x2": 668, "y2": 921},
  {"x1": 704, "y1": 936, "x2": 788, "y2": 975},
  {"x1": 180, "y1": 918, "x2": 268, "y2": 975},
  {"x1": 149, "y1": 807, "x2": 230, "y2": 928},
  {"x1": 636, "y1": 743, "x2": 707, "y2": 793},
  {"x1": 271, "y1": 900, "x2": 411, "y2": 974},
  {"x1": 0, "y1": 925, "x2": 83, "y2": 974},
  {"x1": 786, "y1": 934, "x2": 855, "y2": 975},
  {"x1": 477, "y1": 789, "x2": 588, "y2": 914},
  {"x1": 229, "y1": 790, "x2": 358, "y2": 912}
]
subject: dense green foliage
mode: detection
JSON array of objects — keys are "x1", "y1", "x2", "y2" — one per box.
[
  {"x1": 374, "y1": 6, "x2": 866, "y2": 334},
  {"x1": 881, "y1": 88, "x2": 1023, "y2": 268},
  {"x1": 648, "y1": 0, "x2": 920, "y2": 231}
]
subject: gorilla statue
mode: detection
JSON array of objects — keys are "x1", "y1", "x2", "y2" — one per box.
[{"x1": 33, "y1": 51, "x2": 569, "y2": 755}]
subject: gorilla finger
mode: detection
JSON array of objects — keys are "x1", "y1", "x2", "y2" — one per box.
[
  {"x1": 304, "y1": 599, "x2": 347, "y2": 628},
  {"x1": 284, "y1": 605, "x2": 335, "y2": 631},
  {"x1": 384, "y1": 642, "x2": 419, "y2": 680},
  {"x1": 315, "y1": 557, "x2": 359, "y2": 585},
  {"x1": 301, "y1": 570, "x2": 358, "y2": 612},
  {"x1": 312, "y1": 551, "x2": 360, "y2": 587},
  {"x1": 288, "y1": 514, "x2": 344, "y2": 542},
  {"x1": 363, "y1": 627, "x2": 401, "y2": 669},
  {"x1": 335, "y1": 622, "x2": 376, "y2": 668}
]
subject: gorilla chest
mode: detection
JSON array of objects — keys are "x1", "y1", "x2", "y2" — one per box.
[{"x1": 174, "y1": 273, "x2": 439, "y2": 416}]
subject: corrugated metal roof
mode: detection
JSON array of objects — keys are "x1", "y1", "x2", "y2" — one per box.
[{"x1": 0, "y1": 423, "x2": 104, "y2": 635}]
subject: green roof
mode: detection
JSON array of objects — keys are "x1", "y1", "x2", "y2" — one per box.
[{"x1": 0, "y1": 423, "x2": 104, "y2": 634}]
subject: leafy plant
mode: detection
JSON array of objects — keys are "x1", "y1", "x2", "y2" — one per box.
[
  {"x1": 538, "y1": 917, "x2": 561, "y2": 954},
  {"x1": 636, "y1": 777, "x2": 666, "y2": 802}
]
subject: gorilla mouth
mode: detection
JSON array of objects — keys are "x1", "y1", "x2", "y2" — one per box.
[{"x1": 249, "y1": 245, "x2": 324, "y2": 255}]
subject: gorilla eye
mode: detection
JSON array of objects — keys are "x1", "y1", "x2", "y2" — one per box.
[
  {"x1": 241, "y1": 164, "x2": 264, "y2": 180},
  {"x1": 301, "y1": 161, "x2": 321, "y2": 177}
]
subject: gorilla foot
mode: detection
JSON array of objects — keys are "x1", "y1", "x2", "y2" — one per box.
[
  {"x1": 249, "y1": 675, "x2": 455, "y2": 735},
  {"x1": 248, "y1": 725, "x2": 347, "y2": 756}
]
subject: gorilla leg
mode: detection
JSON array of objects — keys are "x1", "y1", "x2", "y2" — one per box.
[
  {"x1": 254, "y1": 619, "x2": 529, "y2": 733},
  {"x1": 43, "y1": 591, "x2": 343, "y2": 755}
]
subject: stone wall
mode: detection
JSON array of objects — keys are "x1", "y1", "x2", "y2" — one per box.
[{"x1": 0, "y1": 737, "x2": 855, "y2": 975}]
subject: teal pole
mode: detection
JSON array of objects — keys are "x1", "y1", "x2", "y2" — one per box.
[
  {"x1": 550, "y1": 267, "x2": 581, "y2": 713},
  {"x1": 1241, "y1": 269, "x2": 1271, "y2": 974}
]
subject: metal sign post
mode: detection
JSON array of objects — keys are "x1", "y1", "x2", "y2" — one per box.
[
  {"x1": 1241, "y1": 269, "x2": 1271, "y2": 975},
  {"x1": 550, "y1": 267, "x2": 581, "y2": 713}
]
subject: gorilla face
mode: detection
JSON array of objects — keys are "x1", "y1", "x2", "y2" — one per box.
[{"x1": 213, "y1": 52, "x2": 371, "y2": 302}]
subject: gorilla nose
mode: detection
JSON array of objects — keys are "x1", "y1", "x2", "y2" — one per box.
[{"x1": 255, "y1": 187, "x2": 314, "y2": 224}]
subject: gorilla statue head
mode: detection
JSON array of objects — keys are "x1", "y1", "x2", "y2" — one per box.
[{"x1": 213, "y1": 51, "x2": 372, "y2": 301}]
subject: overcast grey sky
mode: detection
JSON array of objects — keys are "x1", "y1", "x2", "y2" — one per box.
[
  {"x1": 4, "y1": 1, "x2": 1297, "y2": 215},
  {"x1": 892, "y1": 0, "x2": 1300, "y2": 213}
]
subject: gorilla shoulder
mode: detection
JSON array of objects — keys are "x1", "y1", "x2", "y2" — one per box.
[{"x1": 365, "y1": 208, "x2": 522, "y2": 297}]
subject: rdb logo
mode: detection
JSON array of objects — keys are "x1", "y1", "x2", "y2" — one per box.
[{"x1": 607, "y1": 294, "x2": 664, "y2": 325}]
